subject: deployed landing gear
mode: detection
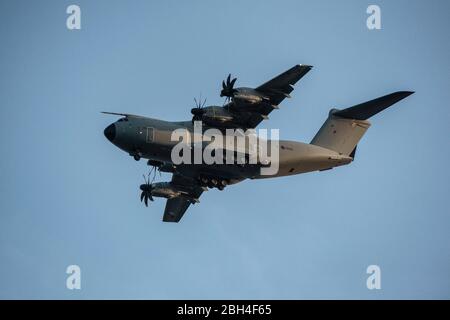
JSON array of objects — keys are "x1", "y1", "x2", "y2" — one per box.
[
  {"x1": 199, "y1": 176, "x2": 228, "y2": 190},
  {"x1": 130, "y1": 150, "x2": 142, "y2": 161}
]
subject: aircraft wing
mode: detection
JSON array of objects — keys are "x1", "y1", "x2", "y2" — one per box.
[
  {"x1": 256, "y1": 64, "x2": 312, "y2": 105},
  {"x1": 244, "y1": 64, "x2": 312, "y2": 128},
  {"x1": 162, "y1": 174, "x2": 204, "y2": 223}
]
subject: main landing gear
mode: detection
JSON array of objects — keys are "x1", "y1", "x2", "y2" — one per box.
[{"x1": 199, "y1": 176, "x2": 228, "y2": 190}]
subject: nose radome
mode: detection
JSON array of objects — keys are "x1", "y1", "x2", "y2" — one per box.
[{"x1": 104, "y1": 123, "x2": 116, "y2": 142}]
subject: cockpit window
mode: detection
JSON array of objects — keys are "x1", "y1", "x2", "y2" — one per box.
[{"x1": 117, "y1": 118, "x2": 128, "y2": 122}]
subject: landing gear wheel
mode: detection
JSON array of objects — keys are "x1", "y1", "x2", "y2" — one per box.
[{"x1": 133, "y1": 155, "x2": 141, "y2": 161}]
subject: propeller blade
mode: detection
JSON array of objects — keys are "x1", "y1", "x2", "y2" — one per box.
[
  {"x1": 144, "y1": 195, "x2": 148, "y2": 207},
  {"x1": 230, "y1": 77, "x2": 237, "y2": 88},
  {"x1": 140, "y1": 192, "x2": 145, "y2": 202},
  {"x1": 226, "y1": 74, "x2": 231, "y2": 86}
]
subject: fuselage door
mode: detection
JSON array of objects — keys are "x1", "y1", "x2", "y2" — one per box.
[{"x1": 146, "y1": 127, "x2": 154, "y2": 143}]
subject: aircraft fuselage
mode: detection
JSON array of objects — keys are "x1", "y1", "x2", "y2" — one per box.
[{"x1": 104, "y1": 116, "x2": 352, "y2": 185}]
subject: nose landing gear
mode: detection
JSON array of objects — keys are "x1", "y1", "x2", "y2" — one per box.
[{"x1": 130, "y1": 150, "x2": 142, "y2": 161}]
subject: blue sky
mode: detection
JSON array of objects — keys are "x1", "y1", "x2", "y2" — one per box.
[{"x1": 0, "y1": 0, "x2": 449, "y2": 299}]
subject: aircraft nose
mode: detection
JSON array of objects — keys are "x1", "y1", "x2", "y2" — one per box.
[{"x1": 104, "y1": 123, "x2": 116, "y2": 142}]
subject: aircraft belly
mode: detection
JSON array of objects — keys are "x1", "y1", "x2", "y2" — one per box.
[{"x1": 180, "y1": 163, "x2": 255, "y2": 181}]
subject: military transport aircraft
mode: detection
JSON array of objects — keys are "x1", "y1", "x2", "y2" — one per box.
[{"x1": 103, "y1": 65, "x2": 413, "y2": 222}]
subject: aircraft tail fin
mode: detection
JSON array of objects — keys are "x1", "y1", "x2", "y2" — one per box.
[{"x1": 310, "y1": 91, "x2": 414, "y2": 156}]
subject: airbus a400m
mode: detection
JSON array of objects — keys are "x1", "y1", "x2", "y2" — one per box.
[{"x1": 103, "y1": 65, "x2": 413, "y2": 222}]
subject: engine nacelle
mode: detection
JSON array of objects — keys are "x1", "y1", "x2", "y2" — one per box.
[
  {"x1": 232, "y1": 87, "x2": 267, "y2": 106},
  {"x1": 150, "y1": 182, "x2": 182, "y2": 199},
  {"x1": 147, "y1": 160, "x2": 176, "y2": 173},
  {"x1": 191, "y1": 106, "x2": 235, "y2": 126}
]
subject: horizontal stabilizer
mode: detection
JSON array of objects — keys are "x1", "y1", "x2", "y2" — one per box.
[{"x1": 333, "y1": 91, "x2": 414, "y2": 120}]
